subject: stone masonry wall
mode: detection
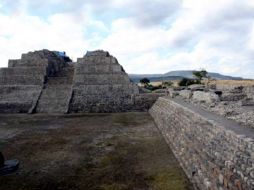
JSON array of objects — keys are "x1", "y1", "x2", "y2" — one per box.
[
  {"x1": 0, "y1": 49, "x2": 162, "y2": 113},
  {"x1": 150, "y1": 97, "x2": 254, "y2": 190}
]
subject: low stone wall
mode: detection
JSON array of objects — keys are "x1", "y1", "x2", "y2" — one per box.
[
  {"x1": 150, "y1": 97, "x2": 254, "y2": 190},
  {"x1": 70, "y1": 93, "x2": 163, "y2": 113}
]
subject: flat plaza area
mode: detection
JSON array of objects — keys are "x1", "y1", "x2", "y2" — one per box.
[{"x1": 0, "y1": 113, "x2": 193, "y2": 190}]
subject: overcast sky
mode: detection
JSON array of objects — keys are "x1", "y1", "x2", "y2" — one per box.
[{"x1": 0, "y1": 0, "x2": 254, "y2": 78}]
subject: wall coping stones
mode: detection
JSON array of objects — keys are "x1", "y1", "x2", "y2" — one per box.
[{"x1": 170, "y1": 97, "x2": 254, "y2": 139}]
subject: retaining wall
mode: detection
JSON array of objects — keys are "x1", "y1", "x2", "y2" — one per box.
[{"x1": 149, "y1": 97, "x2": 254, "y2": 190}]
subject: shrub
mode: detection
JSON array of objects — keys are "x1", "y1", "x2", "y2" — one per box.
[
  {"x1": 162, "y1": 81, "x2": 173, "y2": 88},
  {"x1": 178, "y1": 78, "x2": 200, "y2": 86}
]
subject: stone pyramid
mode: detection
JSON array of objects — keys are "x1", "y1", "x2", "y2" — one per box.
[
  {"x1": 70, "y1": 50, "x2": 139, "y2": 112},
  {"x1": 0, "y1": 49, "x2": 161, "y2": 113},
  {"x1": 0, "y1": 49, "x2": 69, "y2": 113}
]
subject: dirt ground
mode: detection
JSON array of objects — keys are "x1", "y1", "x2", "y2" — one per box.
[{"x1": 0, "y1": 113, "x2": 193, "y2": 190}]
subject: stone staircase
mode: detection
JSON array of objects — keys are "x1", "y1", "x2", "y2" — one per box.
[{"x1": 35, "y1": 65, "x2": 74, "y2": 113}]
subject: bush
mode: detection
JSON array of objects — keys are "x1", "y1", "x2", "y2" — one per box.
[
  {"x1": 178, "y1": 78, "x2": 200, "y2": 86},
  {"x1": 162, "y1": 81, "x2": 173, "y2": 88}
]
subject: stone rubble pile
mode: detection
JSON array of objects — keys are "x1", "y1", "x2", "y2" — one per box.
[{"x1": 168, "y1": 83, "x2": 254, "y2": 128}]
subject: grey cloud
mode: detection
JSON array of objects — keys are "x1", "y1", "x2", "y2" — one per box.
[
  {"x1": 182, "y1": 2, "x2": 254, "y2": 54},
  {"x1": 1, "y1": 0, "x2": 182, "y2": 27},
  {"x1": 127, "y1": 0, "x2": 182, "y2": 26}
]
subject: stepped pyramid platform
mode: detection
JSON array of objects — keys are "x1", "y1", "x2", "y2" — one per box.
[
  {"x1": 70, "y1": 50, "x2": 139, "y2": 112},
  {"x1": 0, "y1": 50, "x2": 162, "y2": 113},
  {"x1": 0, "y1": 50, "x2": 70, "y2": 113}
]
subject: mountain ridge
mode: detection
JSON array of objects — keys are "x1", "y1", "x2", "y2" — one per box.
[{"x1": 129, "y1": 70, "x2": 243, "y2": 83}]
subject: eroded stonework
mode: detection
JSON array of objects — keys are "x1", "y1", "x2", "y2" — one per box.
[
  {"x1": 0, "y1": 50, "x2": 161, "y2": 113},
  {"x1": 70, "y1": 50, "x2": 139, "y2": 112},
  {"x1": 150, "y1": 97, "x2": 254, "y2": 190}
]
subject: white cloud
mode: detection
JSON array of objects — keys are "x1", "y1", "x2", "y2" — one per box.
[
  {"x1": 0, "y1": 12, "x2": 100, "y2": 63},
  {"x1": 0, "y1": 0, "x2": 254, "y2": 78}
]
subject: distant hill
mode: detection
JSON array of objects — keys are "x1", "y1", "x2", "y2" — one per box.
[
  {"x1": 164, "y1": 70, "x2": 243, "y2": 80},
  {"x1": 129, "y1": 75, "x2": 183, "y2": 83},
  {"x1": 129, "y1": 70, "x2": 243, "y2": 83}
]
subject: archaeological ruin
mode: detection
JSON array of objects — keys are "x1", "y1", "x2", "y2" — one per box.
[
  {"x1": 0, "y1": 49, "x2": 161, "y2": 113},
  {"x1": 1, "y1": 49, "x2": 254, "y2": 190}
]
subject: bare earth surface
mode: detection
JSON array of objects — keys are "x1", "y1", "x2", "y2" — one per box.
[{"x1": 0, "y1": 113, "x2": 193, "y2": 190}]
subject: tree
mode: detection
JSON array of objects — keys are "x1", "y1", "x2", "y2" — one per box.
[
  {"x1": 140, "y1": 78, "x2": 150, "y2": 87},
  {"x1": 193, "y1": 69, "x2": 208, "y2": 81}
]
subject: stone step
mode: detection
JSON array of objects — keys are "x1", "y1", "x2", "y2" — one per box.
[
  {"x1": 36, "y1": 98, "x2": 70, "y2": 113},
  {"x1": 0, "y1": 75, "x2": 45, "y2": 85},
  {"x1": 36, "y1": 100, "x2": 68, "y2": 107},
  {"x1": 8, "y1": 59, "x2": 49, "y2": 67},
  {"x1": 39, "y1": 88, "x2": 70, "y2": 99},
  {"x1": 46, "y1": 77, "x2": 73, "y2": 85},
  {"x1": 34, "y1": 64, "x2": 74, "y2": 113},
  {"x1": 72, "y1": 84, "x2": 139, "y2": 95},
  {"x1": 35, "y1": 104, "x2": 68, "y2": 113},
  {"x1": 35, "y1": 84, "x2": 72, "y2": 113},
  {"x1": 73, "y1": 73, "x2": 130, "y2": 85},
  {"x1": 0, "y1": 67, "x2": 47, "y2": 76},
  {"x1": 75, "y1": 64, "x2": 122, "y2": 74}
]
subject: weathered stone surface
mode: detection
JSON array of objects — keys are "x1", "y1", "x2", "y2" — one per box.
[
  {"x1": 244, "y1": 86, "x2": 254, "y2": 99},
  {"x1": 192, "y1": 91, "x2": 220, "y2": 103},
  {"x1": 220, "y1": 92, "x2": 246, "y2": 101},
  {"x1": 150, "y1": 97, "x2": 254, "y2": 190},
  {"x1": 132, "y1": 93, "x2": 165, "y2": 111},
  {"x1": 0, "y1": 85, "x2": 42, "y2": 113},
  {"x1": 0, "y1": 49, "x2": 72, "y2": 113},
  {"x1": 85, "y1": 50, "x2": 110, "y2": 57},
  {"x1": 0, "y1": 49, "x2": 162, "y2": 113},
  {"x1": 168, "y1": 88, "x2": 179, "y2": 98},
  {"x1": 69, "y1": 50, "x2": 160, "y2": 113},
  {"x1": 187, "y1": 84, "x2": 205, "y2": 91},
  {"x1": 240, "y1": 98, "x2": 254, "y2": 106},
  {"x1": 179, "y1": 90, "x2": 193, "y2": 99},
  {"x1": 35, "y1": 65, "x2": 74, "y2": 113}
]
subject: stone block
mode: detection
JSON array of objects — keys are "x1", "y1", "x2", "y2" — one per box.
[
  {"x1": 192, "y1": 91, "x2": 220, "y2": 103},
  {"x1": 179, "y1": 90, "x2": 193, "y2": 99},
  {"x1": 168, "y1": 89, "x2": 179, "y2": 98}
]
